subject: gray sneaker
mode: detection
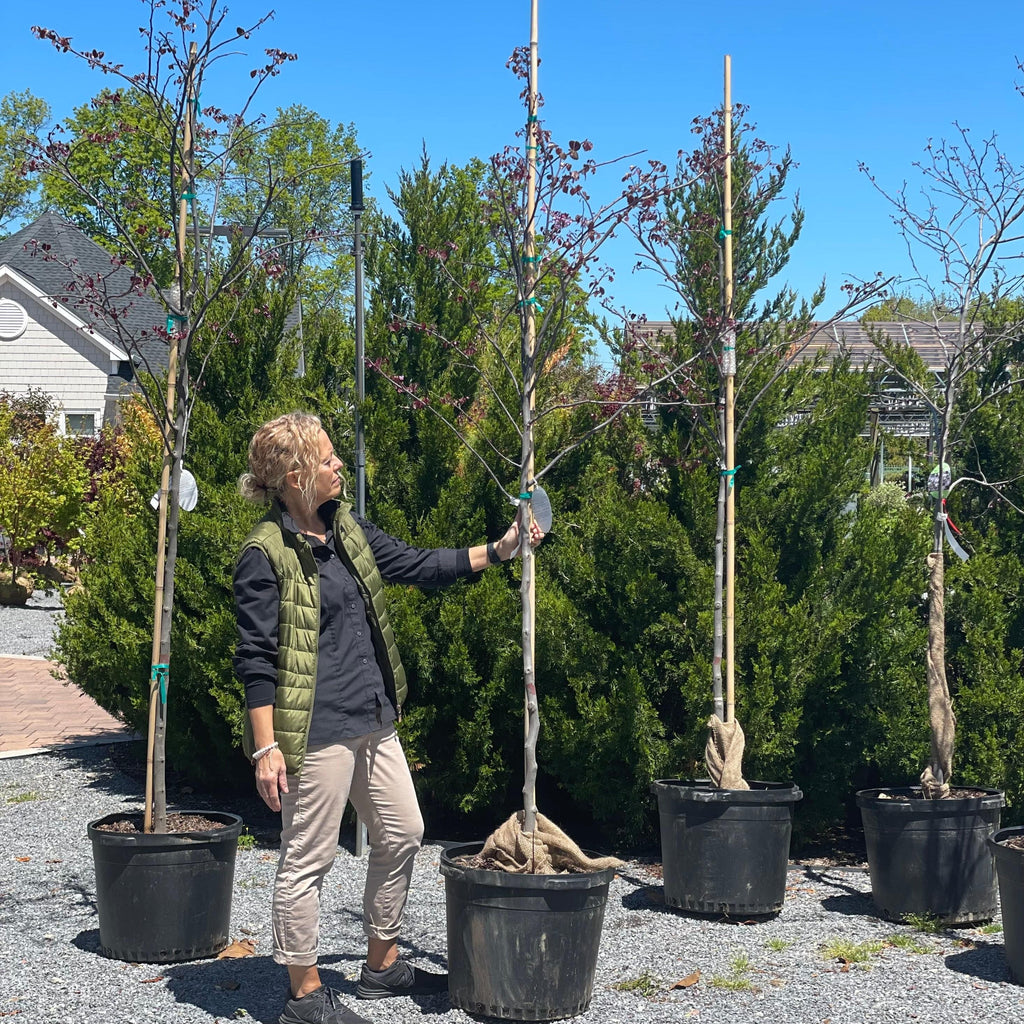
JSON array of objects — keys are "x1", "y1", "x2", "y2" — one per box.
[
  {"x1": 356, "y1": 959, "x2": 448, "y2": 1000},
  {"x1": 279, "y1": 984, "x2": 371, "y2": 1024}
]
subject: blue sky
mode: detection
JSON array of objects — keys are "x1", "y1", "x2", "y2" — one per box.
[{"x1": 5, "y1": 0, "x2": 1024, "y2": 323}]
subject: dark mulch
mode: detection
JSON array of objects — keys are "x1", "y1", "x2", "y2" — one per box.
[{"x1": 95, "y1": 813, "x2": 229, "y2": 834}]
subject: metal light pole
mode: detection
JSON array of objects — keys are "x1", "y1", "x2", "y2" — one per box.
[
  {"x1": 351, "y1": 158, "x2": 369, "y2": 856},
  {"x1": 352, "y1": 158, "x2": 366, "y2": 519}
]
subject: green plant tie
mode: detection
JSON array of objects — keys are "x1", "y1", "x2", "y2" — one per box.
[
  {"x1": 181, "y1": 191, "x2": 196, "y2": 201},
  {"x1": 720, "y1": 465, "x2": 742, "y2": 489},
  {"x1": 526, "y1": 145, "x2": 539, "y2": 151},
  {"x1": 519, "y1": 492, "x2": 532, "y2": 500},
  {"x1": 521, "y1": 255, "x2": 541, "y2": 263},
  {"x1": 518, "y1": 297, "x2": 543, "y2": 311},
  {"x1": 151, "y1": 663, "x2": 169, "y2": 704},
  {"x1": 718, "y1": 227, "x2": 732, "y2": 241},
  {"x1": 527, "y1": 114, "x2": 538, "y2": 123}
]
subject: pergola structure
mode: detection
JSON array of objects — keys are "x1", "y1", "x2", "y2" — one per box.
[{"x1": 626, "y1": 319, "x2": 966, "y2": 443}]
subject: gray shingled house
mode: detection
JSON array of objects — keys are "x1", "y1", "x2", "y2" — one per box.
[{"x1": 0, "y1": 212, "x2": 168, "y2": 434}]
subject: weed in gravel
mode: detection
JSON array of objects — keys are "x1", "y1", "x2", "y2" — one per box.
[
  {"x1": 886, "y1": 932, "x2": 931, "y2": 954},
  {"x1": 978, "y1": 922, "x2": 1003, "y2": 935},
  {"x1": 765, "y1": 938, "x2": 793, "y2": 952},
  {"x1": 710, "y1": 955, "x2": 756, "y2": 992},
  {"x1": 6, "y1": 790, "x2": 40, "y2": 804},
  {"x1": 237, "y1": 828, "x2": 257, "y2": 851},
  {"x1": 902, "y1": 912, "x2": 943, "y2": 933},
  {"x1": 821, "y1": 938, "x2": 886, "y2": 964},
  {"x1": 611, "y1": 971, "x2": 661, "y2": 999}
]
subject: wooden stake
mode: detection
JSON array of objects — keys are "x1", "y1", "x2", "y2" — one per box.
[
  {"x1": 144, "y1": 41, "x2": 197, "y2": 833},
  {"x1": 521, "y1": 0, "x2": 540, "y2": 837},
  {"x1": 722, "y1": 55, "x2": 736, "y2": 724}
]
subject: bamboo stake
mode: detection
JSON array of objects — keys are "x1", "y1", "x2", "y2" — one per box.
[
  {"x1": 722, "y1": 55, "x2": 736, "y2": 725},
  {"x1": 144, "y1": 41, "x2": 196, "y2": 833},
  {"x1": 521, "y1": 0, "x2": 540, "y2": 838}
]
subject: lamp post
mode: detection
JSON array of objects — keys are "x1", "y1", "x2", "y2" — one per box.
[
  {"x1": 350, "y1": 158, "x2": 369, "y2": 856},
  {"x1": 351, "y1": 158, "x2": 366, "y2": 519}
]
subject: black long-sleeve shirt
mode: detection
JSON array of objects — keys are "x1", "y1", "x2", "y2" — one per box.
[{"x1": 233, "y1": 504, "x2": 472, "y2": 742}]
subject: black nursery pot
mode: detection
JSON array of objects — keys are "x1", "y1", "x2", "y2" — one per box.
[
  {"x1": 857, "y1": 787, "x2": 1004, "y2": 925},
  {"x1": 651, "y1": 779, "x2": 803, "y2": 917},
  {"x1": 989, "y1": 826, "x2": 1024, "y2": 984},
  {"x1": 88, "y1": 810, "x2": 243, "y2": 963},
  {"x1": 440, "y1": 842, "x2": 615, "y2": 1021}
]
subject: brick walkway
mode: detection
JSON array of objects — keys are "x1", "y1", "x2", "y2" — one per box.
[{"x1": 0, "y1": 655, "x2": 134, "y2": 757}]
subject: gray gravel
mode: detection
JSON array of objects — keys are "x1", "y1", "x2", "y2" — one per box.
[
  {"x1": 3, "y1": 600, "x2": 1023, "y2": 1022},
  {"x1": 1, "y1": 746, "x2": 1022, "y2": 1024},
  {"x1": 0, "y1": 588, "x2": 63, "y2": 657}
]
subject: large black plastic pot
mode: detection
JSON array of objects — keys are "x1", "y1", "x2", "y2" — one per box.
[
  {"x1": 650, "y1": 779, "x2": 802, "y2": 918},
  {"x1": 857, "y1": 787, "x2": 1003, "y2": 924},
  {"x1": 440, "y1": 842, "x2": 615, "y2": 1021},
  {"x1": 88, "y1": 810, "x2": 243, "y2": 962},
  {"x1": 989, "y1": 826, "x2": 1024, "y2": 984}
]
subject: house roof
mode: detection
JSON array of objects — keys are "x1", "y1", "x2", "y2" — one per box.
[
  {"x1": 0, "y1": 264, "x2": 129, "y2": 367},
  {"x1": 0, "y1": 212, "x2": 168, "y2": 378},
  {"x1": 627, "y1": 319, "x2": 968, "y2": 374}
]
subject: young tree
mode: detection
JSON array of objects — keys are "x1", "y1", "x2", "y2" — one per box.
[
  {"x1": 38, "y1": 88, "x2": 177, "y2": 284},
  {"x1": 628, "y1": 84, "x2": 887, "y2": 789},
  {"x1": 861, "y1": 119, "x2": 1024, "y2": 798},
  {"x1": 370, "y1": 11, "x2": 689, "y2": 859},
  {"x1": 217, "y1": 103, "x2": 361, "y2": 314},
  {"x1": 0, "y1": 393, "x2": 88, "y2": 577},
  {"x1": 30, "y1": 0, "x2": 309, "y2": 831},
  {"x1": 0, "y1": 89, "x2": 49, "y2": 230}
]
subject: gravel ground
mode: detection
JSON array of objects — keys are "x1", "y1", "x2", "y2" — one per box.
[
  {"x1": 0, "y1": 589, "x2": 64, "y2": 657},
  {"x1": 3, "y1": 600, "x2": 1024, "y2": 1023},
  {"x1": 2, "y1": 746, "x2": 1023, "y2": 1024}
]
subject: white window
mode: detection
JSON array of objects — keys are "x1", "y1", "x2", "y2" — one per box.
[
  {"x1": 0, "y1": 298, "x2": 28, "y2": 342},
  {"x1": 64, "y1": 413, "x2": 96, "y2": 436}
]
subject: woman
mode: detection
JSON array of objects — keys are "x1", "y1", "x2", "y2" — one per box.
[{"x1": 234, "y1": 412, "x2": 540, "y2": 1024}]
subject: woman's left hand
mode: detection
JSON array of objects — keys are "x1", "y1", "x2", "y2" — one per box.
[{"x1": 495, "y1": 513, "x2": 544, "y2": 560}]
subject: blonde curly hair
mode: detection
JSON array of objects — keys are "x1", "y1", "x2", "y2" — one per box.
[{"x1": 238, "y1": 412, "x2": 324, "y2": 510}]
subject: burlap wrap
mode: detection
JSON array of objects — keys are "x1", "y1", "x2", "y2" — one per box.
[
  {"x1": 480, "y1": 811, "x2": 622, "y2": 874},
  {"x1": 704, "y1": 713, "x2": 750, "y2": 790}
]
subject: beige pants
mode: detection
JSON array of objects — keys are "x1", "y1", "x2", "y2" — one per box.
[{"x1": 272, "y1": 725, "x2": 424, "y2": 966}]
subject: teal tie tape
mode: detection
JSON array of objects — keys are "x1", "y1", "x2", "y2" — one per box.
[
  {"x1": 519, "y1": 492, "x2": 532, "y2": 500},
  {"x1": 718, "y1": 227, "x2": 732, "y2": 241},
  {"x1": 720, "y1": 465, "x2": 742, "y2": 489},
  {"x1": 151, "y1": 663, "x2": 169, "y2": 704},
  {"x1": 181, "y1": 191, "x2": 195, "y2": 201}
]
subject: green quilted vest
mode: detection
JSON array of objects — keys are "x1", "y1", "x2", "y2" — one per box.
[{"x1": 239, "y1": 500, "x2": 407, "y2": 776}]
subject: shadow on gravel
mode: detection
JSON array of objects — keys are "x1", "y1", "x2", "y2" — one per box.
[
  {"x1": 162, "y1": 948, "x2": 452, "y2": 1023},
  {"x1": 944, "y1": 940, "x2": 1011, "y2": 983},
  {"x1": 71, "y1": 928, "x2": 102, "y2": 955},
  {"x1": 164, "y1": 953, "x2": 288, "y2": 1024},
  {"x1": 620, "y1": 882, "x2": 676, "y2": 915},
  {"x1": 619, "y1": 881, "x2": 782, "y2": 924},
  {"x1": 801, "y1": 869, "x2": 877, "y2": 917},
  {"x1": 819, "y1": 892, "x2": 877, "y2": 916}
]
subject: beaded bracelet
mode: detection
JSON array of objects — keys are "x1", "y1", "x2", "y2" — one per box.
[{"x1": 251, "y1": 740, "x2": 279, "y2": 765}]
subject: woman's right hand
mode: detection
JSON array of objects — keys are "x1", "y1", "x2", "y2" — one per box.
[{"x1": 255, "y1": 748, "x2": 289, "y2": 811}]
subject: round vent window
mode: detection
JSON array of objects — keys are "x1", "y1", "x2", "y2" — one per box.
[{"x1": 0, "y1": 299, "x2": 28, "y2": 341}]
